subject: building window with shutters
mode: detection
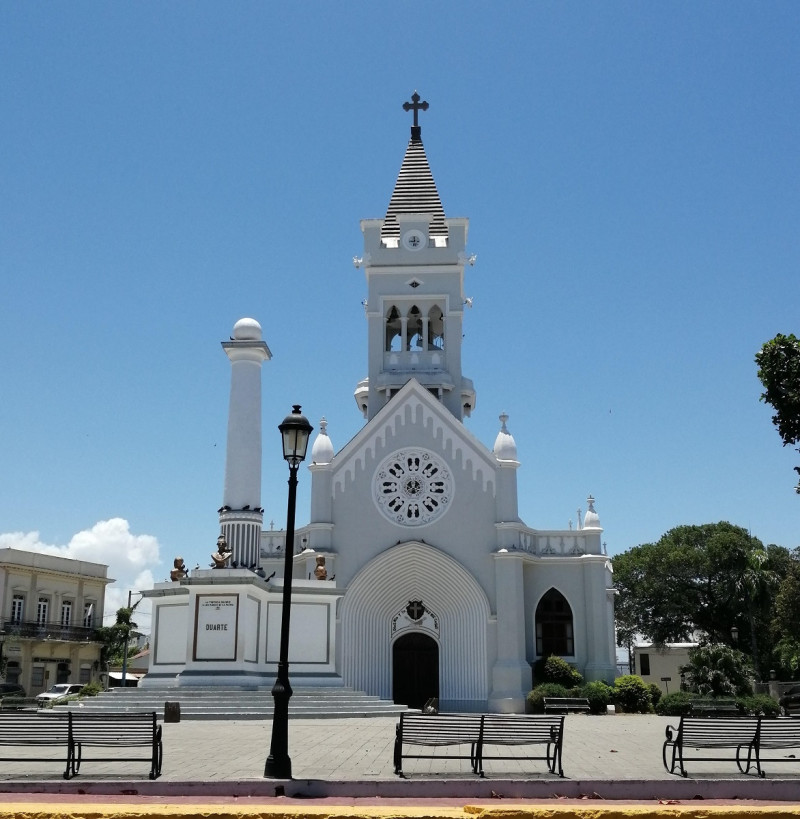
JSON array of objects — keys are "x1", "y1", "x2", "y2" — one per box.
[
  {"x1": 11, "y1": 595, "x2": 24, "y2": 623},
  {"x1": 61, "y1": 600, "x2": 72, "y2": 627},
  {"x1": 83, "y1": 602, "x2": 95, "y2": 627},
  {"x1": 36, "y1": 597, "x2": 49, "y2": 625}
]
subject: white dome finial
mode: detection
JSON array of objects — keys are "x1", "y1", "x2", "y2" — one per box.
[
  {"x1": 233, "y1": 317, "x2": 262, "y2": 341},
  {"x1": 493, "y1": 411, "x2": 518, "y2": 461},
  {"x1": 310, "y1": 417, "x2": 335, "y2": 465},
  {"x1": 583, "y1": 494, "x2": 602, "y2": 529}
]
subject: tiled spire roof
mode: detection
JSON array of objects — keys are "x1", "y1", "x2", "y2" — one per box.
[{"x1": 381, "y1": 99, "x2": 447, "y2": 240}]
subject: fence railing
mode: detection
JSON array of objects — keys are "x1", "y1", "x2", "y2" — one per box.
[{"x1": 0, "y1": 619, "x2": 99, "y2": 643}]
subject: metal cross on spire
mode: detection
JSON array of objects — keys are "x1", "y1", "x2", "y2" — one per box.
[{"x1": 403, "y1": 91, "x2": 429, "y2": 140}]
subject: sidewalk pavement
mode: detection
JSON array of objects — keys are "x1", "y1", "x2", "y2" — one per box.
[{"x1": 0, "y1": 714, "x2": 799, "y2": 810}]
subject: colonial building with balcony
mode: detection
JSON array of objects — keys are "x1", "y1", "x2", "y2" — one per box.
[{"x1": 0, "y1": 548, "x2": 112, "y2": 696}]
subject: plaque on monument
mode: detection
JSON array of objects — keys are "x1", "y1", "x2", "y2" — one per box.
[{"x1": 193, "y1": 594, "x2": 239, "y2": 661}]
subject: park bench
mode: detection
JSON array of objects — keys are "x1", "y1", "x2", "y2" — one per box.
[
  {"x1": 747, "y1": 717, "x2": 800, "y2": 777},
  {"x1": 690, "y1": 698, "x2": 739, "y2": 717},
  {"x1": 543, "y1": 697, "x2": 590, "y2": 714},
  {"x1": 0, "y1": 696, "x2": 39, "y2": 711},
  {"x1": 394, "y1": 712, "x2": 566, "y2": 777},
  {"x1": 476, "y1": 713, "x2": 564, "y2": 777},
  {"x1": 69, "y1": 711, "x2": 162, "y2": 779},
  {"x1": 393, "y1": 712, "x2": 482, "y2": 776},
  {"x1": 0, "y1": 711, "x2": 73, "y2": 778},
  {"x1": 663, "y1": 716, "x2": 759, "y2": 777}
]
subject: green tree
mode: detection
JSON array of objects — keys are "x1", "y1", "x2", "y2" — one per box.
[
  {"x1": 772, "y1": 550, "x2": 800, "y2": 677},
  {"x1": 756, "y1": 332, "x2": 800, "y2": 493},
  {"x1": 681, "y1": 644, "x2": 752, "y2": 698},
  {"x1": 95, "y1": 605, "x2": 138, "y2": 672},
  {"x1": 613, "y1": 522, "x2": 787, "y2": 680}
]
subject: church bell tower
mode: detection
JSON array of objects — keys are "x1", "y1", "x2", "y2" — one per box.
[{"x1": 354, "y1": 92, "x2": 476, "y2": 423}]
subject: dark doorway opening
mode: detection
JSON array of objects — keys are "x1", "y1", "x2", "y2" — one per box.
[{"x1": 392, "y1": 632, "x2": 439, "y2": 710}]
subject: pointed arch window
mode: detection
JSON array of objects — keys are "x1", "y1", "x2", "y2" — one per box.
[
  {"x1": 385, "y1": 306, "x2": 402, "y2": 352},
  {"x1": 428, "y1": 306, "x2": 444, "y2": 350},
  {"x1": 407, "y1": 305, "x2": 423, "y2": 351},
  {"x1": 535, "y1": 588, "x2": 574, "y2": 657}
]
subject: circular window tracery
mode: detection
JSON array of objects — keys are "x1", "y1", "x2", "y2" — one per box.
[{"x1": 374, "y1": 449, "x2": 452, "y2": 526}]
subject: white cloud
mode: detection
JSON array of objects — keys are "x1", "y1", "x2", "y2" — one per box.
[{"x1": 0, "y1": 518, "x2": 161, "y2": 634}]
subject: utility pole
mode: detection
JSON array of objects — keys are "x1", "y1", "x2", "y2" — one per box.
[{"x1": 121, "y1": 591, "x2": 132, "y2": 687}]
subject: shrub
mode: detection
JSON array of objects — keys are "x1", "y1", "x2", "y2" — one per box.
[
  {"x1": 533, "y1": 655, "x2": 584, "y2": 687},
  {"x1": 613, "y1": 675, "x2": 652, "y2": 713},
  {"x1": 526, "y1": 683, "x2": 568, "y2": 714},
  {"x1": 655, "y1": 691, "x2": 695, "y2": 716},
  {"x1": 736, "y1": 694, "x2": 780, "y2": 717},
  {"x1": 646, "y1": 683, "x2": 663, "y2": 709},
  {"x1": 80, "y1": 682, "x2": 103, "y2": 697},
  {"x1": 682, "y1": 644, "x2": 753, "y2": 697},
  {"x1": 581, "y1": 680, "x2": 613, "y2": 714}
]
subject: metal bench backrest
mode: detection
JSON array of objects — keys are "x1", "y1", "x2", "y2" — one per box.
[
  {"x1": 757, "y1": 718, "x2": 800, "y2": 748},
  {"x1": 480, "y1": 714, "x2": 563, "y2": 745},
  {"x1": 679, "y1": 716, "x2": 759, "y2": 747},
  {"x1": 400, "y1": 713, "x2": 481, "y2": 745},
  {"x1": 0, "y1": 713, "x2": 70, "y2": 745},
  {"x1": 69, "y1": 712, "x2": 158, "y2": 746}
]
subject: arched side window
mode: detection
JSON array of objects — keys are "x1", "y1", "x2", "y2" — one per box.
[
  {"x1": 385, "y1": 306, "x2": 402, "y2": 352},
  {"x1": 428, "y1": 305, "x2": 444, "y2": 350},
  {"x1": 535, "y1": 588, "x2": 574, "y2": 657},
  {"x1": 407, "y1": 306, "x2": 423, "y2": 351}
]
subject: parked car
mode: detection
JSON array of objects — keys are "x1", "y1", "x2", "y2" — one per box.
[
  {"x1": 779, "y1": 684, "x2": 800, "y2": 716},
  {"x1": 0, "y1": 682, "x2": 26, "y2": 698},
  {"x1": 35, "y1": 683, "x2": 84, "y2": 707}
]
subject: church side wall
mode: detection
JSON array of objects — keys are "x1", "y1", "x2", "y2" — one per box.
[{"x1": 522, "y1": 555, "x2": 616, "y2": 684}]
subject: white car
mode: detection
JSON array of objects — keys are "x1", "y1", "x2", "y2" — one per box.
[{"x1": 36, "y1": 683, "x2": 84, "y2": 706}]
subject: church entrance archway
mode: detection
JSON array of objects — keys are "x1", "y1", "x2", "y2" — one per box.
[{"x1": 392, "y1": 632, "x2": 439, "y2": 709}]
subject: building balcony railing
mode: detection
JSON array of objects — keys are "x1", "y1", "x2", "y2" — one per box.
[{"x1": 0, "y1": 619, "x2": 100, "y2": 643}]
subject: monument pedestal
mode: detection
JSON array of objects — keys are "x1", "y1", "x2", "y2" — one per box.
[{"x1": 141, "y1": 569, "x2": 342, "y2": 688}]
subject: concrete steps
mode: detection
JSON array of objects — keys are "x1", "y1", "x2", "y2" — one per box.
[{"x1": 55, "y1": 685, "x2": 409, "y2": 720}]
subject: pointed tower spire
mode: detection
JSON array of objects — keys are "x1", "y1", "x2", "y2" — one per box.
[{"x1": 382, "y1": 92, "x2": 447, "y2": 242}]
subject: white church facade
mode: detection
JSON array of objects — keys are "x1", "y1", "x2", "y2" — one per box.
[{"x1": 143, "y1": 95, "x2": 617, "y2": 713}]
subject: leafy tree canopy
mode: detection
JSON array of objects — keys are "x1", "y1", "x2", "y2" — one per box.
[
  {"x1": 94, "y1": 606, "x2": 138, "y2": 670},
  {"x1": 613, "y1": 522, "x2": 787, "y2": 679},
  {"x1": 773, "y1": 550, "x2": 800, "y2": 676},
  {"x1": 756, "y1": 332, "x2": 800, "y2": 493}
]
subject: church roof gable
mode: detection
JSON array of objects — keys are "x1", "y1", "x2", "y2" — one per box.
[{"x1": 331, "y1": 380, "x2": 497, "y2": 496}]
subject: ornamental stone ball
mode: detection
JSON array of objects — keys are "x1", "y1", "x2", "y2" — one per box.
[{"x1": 233, "y1": 317, "x2": 262, "y2": 341}]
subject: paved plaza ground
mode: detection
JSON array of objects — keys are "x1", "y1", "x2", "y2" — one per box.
[{"x1": 0, "y1": 713, "x2": 799, "y2": 808}]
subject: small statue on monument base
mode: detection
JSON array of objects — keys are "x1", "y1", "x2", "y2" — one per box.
[
  {"x1": 169, "y1": 556, "x2": 188, "y2": 581},
  {"x1": 211, "y1": 534, "x2": 233, "y2": 569},
  {"x1": 314, "y1": 555, "x2": 328, "y2": 580}
]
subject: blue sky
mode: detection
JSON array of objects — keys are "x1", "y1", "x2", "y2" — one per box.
[{"x1": 2, "y1": 2, "x2": 798, "y2": 629}]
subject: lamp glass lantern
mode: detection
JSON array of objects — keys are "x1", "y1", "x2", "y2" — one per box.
[{"x1": 279, "y1": 405, "x2": 313, "y2": 467}]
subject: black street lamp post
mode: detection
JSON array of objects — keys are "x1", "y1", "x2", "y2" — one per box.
[{"x1": 265, "y1": 405, "x2": 313, "y2": 779}]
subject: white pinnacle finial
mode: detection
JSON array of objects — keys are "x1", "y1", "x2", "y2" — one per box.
[
  {"x1": 311, "y1": 416, "x2": 334, "y2": 464},
  {"x1": 493, "y1": 412, "x2": 518, "y2": 461},
  {"x1": 583, "y1": 495, "x2": 602, "y2": 529}
]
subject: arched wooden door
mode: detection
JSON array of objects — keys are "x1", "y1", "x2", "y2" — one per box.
[{"x1": 392, "y1": 632, "x2": 439, "y2": 709}]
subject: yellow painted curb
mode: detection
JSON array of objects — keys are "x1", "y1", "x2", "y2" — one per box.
[{"x1": 2, "y1": 806, "x2": 800, "y2": 819}]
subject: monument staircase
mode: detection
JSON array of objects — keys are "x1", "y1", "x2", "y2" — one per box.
[{"x1": 54, "y1": 684, "x2": 409, "y2": 720}]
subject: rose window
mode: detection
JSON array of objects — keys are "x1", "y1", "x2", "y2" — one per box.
[{"x1": 374, "y1": 449, "x2": 452, "y2": 526}]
